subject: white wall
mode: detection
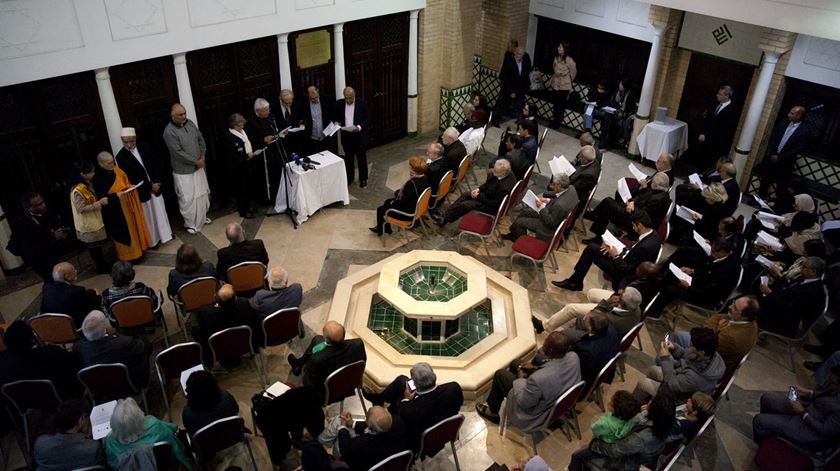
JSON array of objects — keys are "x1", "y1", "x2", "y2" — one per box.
[
  {"x1": 0, "y1": 0, "x2": 426, "y2": 87},
  {"x1": 785, "y1": 34, "x2": 840, "y2": 89},
  {"x1": 529, "y1": 0, "x2": 654, "y2": 43}
]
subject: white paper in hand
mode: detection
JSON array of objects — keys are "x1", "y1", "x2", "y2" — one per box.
[
  {"x1": 669, "y1": 263, "x2": 693, "y2": 286},
  {"x1": 602, "y1": 106, "x2": 617, "y2": 114},
  {"x1": 675, "y1": 205, "x2": 701, "y2": 224},
  {"x1": 760, "y1": 275, "x2": 770, "y2": 286},
  {"x1": 549, "y1": 155, "x2": 576, "y2": 177},
  {"x1": 180, "y1": 364, "x2": 204, "y2": 395},
  {"x1": 324, "y1": 122, "x2": 340, "y2": 137},
  {"x1": 522, "y1": 190, "x2": 543, "y2": 213},
  {"x1": 756, "y1": 211, "x2": 784, "y2": 230},
  {"x1": 756, "y1": 231, "x2": 784, "y2": 251},
  {"x1": 628, "y1": 164, "x2": 647, "y2": 182},
  {"x1": 693, "y1": 231, "x2": 711, "y2": 256},
  {"x1": 91, "y1": 400, "x2": 118, "y2": 440},
  {"x1": 688, "y1": 173, "x2": 706, "y2": 189},
  {"x1": 617, "y1": 178, "x2": 632, "y2": 203},
  {"x1": 602, "y1": 230, "x2": 626, "y2": 254},
  {"x1": 755, "y1": 254, "x2": 775, "y2": 269},
  {"x1": 753, "y1": 194, "x2": 772, "y2": 211}
]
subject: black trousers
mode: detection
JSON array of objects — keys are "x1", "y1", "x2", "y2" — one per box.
[
  {"x1": 590, "y1": 198, "x2": 631, "y2": 236},
  {"x1": 570, "y1": 243, "x2": 630, "y2": 290},
  {"x1": 341, "y1": 132, "x2": 368, "y2": 182},
  {"x1": 550, "y1": 90, "x2": 570, "y2": 127}
]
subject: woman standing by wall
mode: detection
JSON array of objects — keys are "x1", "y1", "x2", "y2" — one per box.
[{"x1": 549, "y1": 42, "x2": 577, "y2": 129}]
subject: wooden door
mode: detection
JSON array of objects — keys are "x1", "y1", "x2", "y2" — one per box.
[
  {"x1": 289, "y1": 26, "x2": 336, "y2": 98},
  {"x1": 344, "y1": 12, "x2": 408, "y2": 148},
  {"x1": 0, "y1": 72, "x2": 108, "y2": 221}
]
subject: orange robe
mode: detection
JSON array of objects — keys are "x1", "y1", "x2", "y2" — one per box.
[{"x1": 110, "y1": 166, "x2": 152, "y2": 260}]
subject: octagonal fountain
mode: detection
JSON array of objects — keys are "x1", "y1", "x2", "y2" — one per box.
[{"x1": 328, "y1": 250, "x2": 535, "y2": 399}]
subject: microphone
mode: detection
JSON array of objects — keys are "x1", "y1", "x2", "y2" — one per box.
[{"x1": 270, "y1": 117, "x2": 279, "y2": 134}]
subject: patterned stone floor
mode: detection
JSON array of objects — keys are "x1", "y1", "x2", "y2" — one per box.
[{"x1": 0, "y1": 121, "x2": 827, "y2": 470}]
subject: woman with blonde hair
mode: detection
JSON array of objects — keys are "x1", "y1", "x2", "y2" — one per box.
[
  {"x1": 671, "y1": 182, "x2": 730, "y2": 244},
  {"x1": 370, "y1": 156, "x2": 430, "y2": 235},
  {"x1": 105, "y1": 397, "x2": 191, "y2": 468}
]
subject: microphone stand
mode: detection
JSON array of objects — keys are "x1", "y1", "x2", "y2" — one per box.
[{"x1": 266, "y1": 120, "x2": 298, "y2": 229}]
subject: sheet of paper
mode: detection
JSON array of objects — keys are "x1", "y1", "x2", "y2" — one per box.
[
  {"x1": 324, "y1": 122, "x2": 340, "y2": 137},
  {"x1": 760, "y1": 275, "x2": 770, "y2": 286},
  {"x1": 264, "y1": 381, "x2": 292, "y2": 398},
  {"x1": 602, "y1": 230, "x2": 626, "y2": 254},
  {"x1": 688, "y1": 173, "x2": 706, "y2": 189},
  {"x1": 584, "y1": 103, "x2": 595, "y2": 117},
  {"x1": 628, "y1": 163, "x2": 647, "y2": 182},
  {"x1": 755, "y1": 254, "x2": 776, "y2": 269},
  {"x1": 756, "y1": 212, "x2": 785, "y2": 230},
  {"x1": 693, "y1": 231, "x2": 711, "y2": 256},
  {"x1": 252, "y1": 147, "x2": 267, "y2": 156},
  {"x1": 91, "y1": 400, "x2": 118, "y2": 440},
  {"x1": 756, "y1": 230, "x2": 784, "y2": 251},
  {"x1": 549, "y1": 155, "x2": 576, "y2": 177},
  {"x1": 287, "y1": 125, "x2": 305, "y2": 133},
  {"x1": 180, "y1": 364, "x2": 205, "y2": 395},
  {"x1": 753, "y1": 194, "x2": 772, "y2": 211},
  {"x1": 123, "y1": 181, "x2": 143, "y2": 193},
  {"x1": 522, "y1": 190, "x2": 543, "y2": 213},
  {"x1": 617, "y1": 178, "x2": 632, "y2": 203},
  {"x1": 340, "y1": 125, "x2": 358, "y2": 132},
  {"x1": 669, "y1": 263, "x2": 693, "y2": 286},
  {"x1": 601, "y1": 106, "x2": 616, "y2": 114},
  {"x1": 675, "y1": 205, "x2": 701, "y2": 224}
]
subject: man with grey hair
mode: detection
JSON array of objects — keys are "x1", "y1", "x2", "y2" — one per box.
[
  {"x1": 434, "y1": 158, "x2": 516, "y2": 226},
  {"x1": 249, "y1": 266, "x2": 304, "y2": 335},
  {"x1": 696, "y1": 84, "x2": 738, "y2": 168},
  {"x1": 441, "y1": 126, "x2": 467, "y2": 173},
  {"x1": 336, "y1": 405, "x2": 406, "y2": 471},
  {"x1": 215, "y1": 222, "x2": 268, "y2": 282},
  {"x1": 74, "y1": 310, "x2": 151, "y2": 389},
  {"x1": 245, "y1": 97, "x2": 279, "y2": 203},
  {"x1": 425, "y1": 142, "x2": 449, "y2": 200},
  {"x1": 539, "y1": 286, "x2": 643, "y2": 340},
  {"x1": 493, "y1": 46, "x2": 531, "y2": 126},
  {"x1": 569, "y1": 144, "x2": 600, "y2": 197},
  {"x1": 334, "y1": 86, "x2": 370, "y2": 186},
  {"x1": 277, "y1": 89, "x2": 304, "y2": 155},
  {"x1": 163, "y1": 103, "x2": 210, "y2": 234},
  {"x1": 758, "y1": 256, "x2": 826, "y2": 337},
  {"x1": 503, "y1": 173, "x2": 578, "y2": 242},
  {"x1": 41, "y1": 261, "x2": 101, "y2": 326},
  {"x1": 362, "y1": 362, "x2": 464, "y2": 452}
]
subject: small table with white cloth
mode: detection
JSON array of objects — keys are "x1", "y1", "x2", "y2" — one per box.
[
  {"x1": 273, "y1": 150, "x2": 350, "y2": 224},
  {"x1": 636, "y1": 119, "x2": 689, "y2": 162}
]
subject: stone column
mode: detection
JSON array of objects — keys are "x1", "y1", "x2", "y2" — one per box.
[
  {"x1": 407, "y1": 10, "x2": 420, "y2": 136},
  {"x1": 733, "y1": 51, "x2": 780, "y2": 183},
  {"x1": 525, "y1": 14, "x2": 538, "y2": 61},
  {"x1": 628, "y1": 24, "x2": 666, "y2": 155},
  {"x1": 172, "y1": 53, "x2": 198, "y2": 125},
  {"x1": 94, "y1": 67, "x2": 123, "y2": 154},
  {"x1": 277, "y1": 33, "x2": 293, "y2": 92},
  {"x1": 333, "y1": 23, "x2": 346, "y2": 98}
]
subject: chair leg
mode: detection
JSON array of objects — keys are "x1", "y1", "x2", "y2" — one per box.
[
  {"x1": 402, "y1": 227, "x2": 410, "y2": 245},
  {"x1": 636, "y1": 335, "x2": 643, "y2": 352},
  {"x1": 450, "y1": 441, "x2": 461, "y2": 471},
  {"x1": 356, "y1": 387, "x2": 368, "y2": 415},
  {"x1": 595, "y1": 386, "x2": 605, "y2": 411},
  {"x1": 570, "y1": 409, "x2": 582, "y2": 440},
  {"x1": 550, "y1": 252, "x2": 558, "y2": 272},
  {"x1": 381, "y1": 224, "x2": 388, "y2": 247},
  {"x1": 140, "y1": 389, "x2": 149, "y2": 413},
  {"x1": 617, "y1": 355, "x2": 626, "y2": 382},
  {"x1": 160, "y1": 382, "x2": 171, "y2": 421},
  {"x1": 530, "y1": 432, "x2": 538, "y2": 455},
  {"x1": 243, "y1": 436, "x2": 259, "y2": 471},
  {"x1": 483, "y1": 237, "x2": 491, "y2": 257}
]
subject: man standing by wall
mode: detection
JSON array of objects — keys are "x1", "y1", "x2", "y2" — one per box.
[
  {"x1": 334, "y1": 87, "x2": 370, "y2": 187},
  {"x1": 163, "y1": 103, "x2": 211, "y2": 235}
]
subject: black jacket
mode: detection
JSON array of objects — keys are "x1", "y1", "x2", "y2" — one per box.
[
  {"x1": 73, "y1": 333, "x2": 151, "y2": 389},
  {"x1": 425, "y1": 159, "x2": 449, "y2": 197},
  {"x1": 499, "y1": 53, "x2": 532, "y2": 98},
  {"x1": 301, "y1": 96, "x2": 334, "y2": 141},
  {"x1": 722, "y1": 178, "x2": 741, "y2": 216},
  {"x1": 701, "y1": 103, "x2": 739, "y2": 158},
  {"x1": 574, "y1": 325, "x2": 620, "y2": 387},
  {"x1": 41, "y1": 281, "x2": 101, "y2": 326},
  {"x1": 303, "y1": 338, "x2": 367, "y2": 398},
  {"x1": 612, "y1": 232, "x2": 662, "y2": 278},
  {"x1": 334, "y1": 98, "x2": 370, "y2": 142},
  {"x1": 759, "y1": 279, "x2": 825, "y2": 337},
  {"x1": 632, "y1": 189, "x2": 672, "y2": 229},
  {"x1": 477, "y1": 173, "x2": 516, "y2": 213},
  {"x1": 0, "y1": 346, "x2": 83, "y2": 400},
  {"x1": 338, "y1": 416, "x2": 408, "y2": 471},
  {"x1": 766, "y1": 119, "x2": 809, "y2": 169},
  {"x1": 216, "y1": 240, "x2": 269, "y2": 281},
  {"x1": 394, "y1": 381, "x2": 464, "y2": 452},
  {"x1": 115, "y1": 142, "x2": 161, "y2": 203},
  {"x1": 683, "y1": 254, "x2": 741, "y2": 307},
  {"x1": 390, "y1": 176, "x2": 431, "y2": 214},
  {"x1": 570, "y1": 161, "x2": 600, "y2": 198},
  {"x1": 443, "y1": 140, "x2": 468, "y2": 174}
]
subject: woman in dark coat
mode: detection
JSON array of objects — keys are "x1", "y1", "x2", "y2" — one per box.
[
  {"x1": 370, "y1": 156, "x2": 430, "y2": 235},
  {"x1": 225, "y1": 112, "x2": 256, "y2": 219}
]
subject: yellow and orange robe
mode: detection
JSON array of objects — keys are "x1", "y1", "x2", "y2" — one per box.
[{"x1": 93, "y1": 165, "x2": 152, "y2": 261}]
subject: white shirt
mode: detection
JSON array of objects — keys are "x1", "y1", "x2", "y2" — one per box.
[
  {"x1": 128, "y1": 147, "x2": 151, "y2": 181},
  {"x1": 715, "y1": 100, "x2": 731, "y2": 116},
  {"x1": 345, "y1": 101, "x2": 356, "y2": 128}
]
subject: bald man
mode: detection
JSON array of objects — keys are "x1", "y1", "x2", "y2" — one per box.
[
  {"x1": 336, "y1": 406, "x2": 406, "y2": 471},
  {"x1": 40, "y1": 262, "x2": 101, "y2": 325},
  {"x1": 334, "y1": 86, "x2": 370, "y2": 187},
  {"x1": 288, "y1": 320, "x2": 366, "y2": 398},
  {"x1": 759, "y1": 105, "x2": 809, "y2": 198},
  {"x1": 195, "y1": 283, "x2": 261, "y2": 365},
  {"x1": 215, "y1": 222, "x2": 269, "y2": 282},
  {"x1": 163, "y1": 103, "x2": 211, "y2": 234}
]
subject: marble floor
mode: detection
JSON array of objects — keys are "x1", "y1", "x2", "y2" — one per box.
[{"x1": 0, "y1": 122, "x2": 828, "y2": 471}]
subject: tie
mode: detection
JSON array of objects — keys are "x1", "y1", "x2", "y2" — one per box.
[
  {"x1": 714, "y1": 104, "x2": 723, "y2": 116},
  {"x1": 284, "y1": 108, "x2": 291, "y2": 123}
]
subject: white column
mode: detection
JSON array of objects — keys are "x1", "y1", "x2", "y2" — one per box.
[
  {"x1": 333, "y1": 23, "x2": 346, "y2": 98},
  {"x1": 277, "y1": 33, "x2": 293, "y2": 91},
  {"x1": 525, "y1": 14, "x2": 538, "y2": 61},
  {"x1": 733, "y1": 51, "x2": 780, "y2": 181},
  {"x1": 407, "y1": 9, "x2": 420, "y2": 135},
  {"x1": 628, "y1": 24, "x2": 666, "y2": 155},
  {"x1": 94, "y1": 67, "x2": 123, "y2": 154},
  {"x1": 172, "y1": 53, "x2": 198, "y2": 126}
]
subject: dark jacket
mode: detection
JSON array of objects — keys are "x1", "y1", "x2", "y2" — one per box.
[
  {"x1": 301, "y1": 96, "x2": 334, "y2": 141},
  {"x1": 476, "y1": 173, "x2": 516, "y2": 213},
  {"x1": 570, "y1": 161, "x2": 600, "y2": 198},
  {"x1": 216, "y1": 240, "x2": 269, "y2": 281},
  {"x1": 338, "y1": 416, "x2": 408, "y2": 471},
  {"x1": 394, "y1": 381, "x2": 464, "y2": 452},
  {"x1": 587, "y1": 412, "x2": 667, "y2": 470},
  {"x1": 41, "y1": 281, "x2": 101, "y2": 326},
  {"x1": 631, "y1": 188, "x2": 671, "y2": 230},
  {"x1": 115, "y1": 142, "x2": 161, "y2": 203},
  {"x1": 303, "y1": 338, "x2": 367, "y2": 398},
  {"x1": 529, "y1": 186, "x2": 579, "y2": 241},
  {"x1": 574, "y1": 325, "x2": 620, "y2": 387},
  {"x1": 182, "y1": 390, "x2": 239, "y2": 437},
  {"x1": 224, "y1": 131, "x2": 251, "y2": 168},
  {"x1": 73, "y1": 333, "x2": 151, "y2": 389},
  {"x1": 0, "y1": 346, "x2": 83, "y2": 399},
  {"x1": 334, "y1": 98, "x2": 370, "y2": 143},
  {"x1": 443, "y1": 140, "x2": 468, "y2": 174},
  {"x1": 195, "y1": 298, "x2": 262, "y2": 365},
  {"x1": 249, "y1": 284, "x2": 303, "y2": 316},
  {"x1": 721, "y1": 178, "x2": 741, "y2": 216},
  {"x1": 766, "y1": 119, "x2": 809, "y2": 169},
  {"x1": 499, "y1": 53, "x2": 532, "y2": 98},
  {"x1": 426, "y1": 158, "x2": 450, "y2": 197},
  {"x1": 758, "y1": 278, "x2": 825, "y2": 337},
  {"x1": 611, "y1": 232, "x2": 661, "y2": 280},
  {"x1": 167, "y1": 261, "x2": 216, "y2": 296},
  {"x1": 701, "y1": 102, "x2": 739, "y2": 158},
  {"x1": 390, "y1": 176, "x2": 431, "y2": 214},
  {"x1": 685, "y1": 253, "x2": 741, "y2": 307},
  {"x1": 33, "y1": 432, "x2": 106, "y2": 471}
]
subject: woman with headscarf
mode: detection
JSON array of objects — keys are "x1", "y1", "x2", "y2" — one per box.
[
  {"x1": 369, "y1": 156, "x2": 430, "y2": 235},
  {"x1": 776, "y1": 194, "x2": 821, "y2": 262},
  {"x1": 69, "y1": 160, "x2": 110, "y2": 273}
]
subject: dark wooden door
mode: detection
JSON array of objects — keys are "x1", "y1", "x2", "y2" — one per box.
[
  {"x1": 110, "y1": 57, "x2": 181, "y2": 213},
  {"x1": 0, "y1": 72, "x2": 108, "y2": 221},
  {"x1": 677, "y1": 53, "x2": 755, "y2": 166},
  {"x1": 344, "y1": 12, "x2": 408, "y2": 148},
  {"x1": 187, "y1": 37, "x2": 280, "y2": 204},
  {"x1": 289, "y1": 27, "x2": 336, "y2": 98}
]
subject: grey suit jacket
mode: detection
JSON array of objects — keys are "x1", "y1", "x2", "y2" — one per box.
[
  {"x1": 509, "y1": 352, "x2": 582, "y2": 432},
  {"x1": 536, "y1": 186, "x2": 579, "y2": 240}
]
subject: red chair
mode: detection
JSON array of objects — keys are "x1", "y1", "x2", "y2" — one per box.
[
  {"x1": 457, "y1": 195, "x2": 510, "y2": 257},
  {"x1": 533, "y1": 128, "x2": 549, "y2": 173},
  {"x1": 154, "y1": 342, "x2": 203, "y2": 420},
  {"x1": 227, "y1": 262, "x2": 267, "y2": 294},
  {"x1": 507, "y1": 179, "x2": 526, "y2": 214},
  {"x1": 209, "y1": 325, "x2": 266, "y2": 388},
  {"x1": 754, "y1": 436, "x2": 840, "y2": 471},
  {"x1": 2, "y1": 379, "x2": 62, "y2": 456},
  {"x1": 324, "y1": 359, "x2": 367, "y2": 414},
  {"x1": 417, "y1": 414, "x2": 465, "y2": 471},
  {"x1": 261, "y1": 307, "x2": 302, "y2": 382},
  {"x1": 369, "y1": 449, "x2": 413, "y2": 471},
  {"x1": 500, "y1": 380, "x2": 586, "y2": 453},
  {"x1": 28, "y1": 313, "x2": 79, "y2": 347},
  {"x1": 78, "y1": 363, "x2": 148, "y2": 411},
  {"x1": 170, "y1": 276, "x2": 219, "y2": 339},
  {"x1": 520, "y1": 164, "x2": 535, "y2": 193},
  {"x1": 510, "y1": 206, "x2": 578, "y2": 276},
  {"x1": 616, "y1": 322, "x2": 645, "y2": 381},
  {"x1": 581, "y1": 353, "x2": 621, "y2": 411},
  {"x1": 190, "y1": 416, "x2": 258, "y2": 471}
]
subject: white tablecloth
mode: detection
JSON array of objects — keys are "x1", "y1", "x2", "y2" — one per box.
[
  {"x1": 273, "y1": 150, "x2": 350, "y2": 224},
  {"x1": 636, "y1": 119, "x2": 689, "y2": 162}
]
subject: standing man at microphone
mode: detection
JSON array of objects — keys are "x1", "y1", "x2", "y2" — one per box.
[
  {"x1": 245, "y1": 98, "x2": 277, "y2": 204},
  {"x1": 334, "y1": 86, "x2": 370, "y2": 187},
  {"x1": 302, "y1": 85, "x2": 335, "y2": 156},
  {"x1": 277, "y1": 89, "x2": 304, "y2": 157}
]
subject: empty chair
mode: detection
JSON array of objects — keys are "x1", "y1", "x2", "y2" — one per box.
[
  {"x1": 226, "y1": 262, "x2": 267, "y2": 294},
  {"x1": 154, "y1": 342, "x2": 203, "y2": 420},
  {"x1": 170, "y1": 276, "x2": 219, "y2": 339},
  {"x1": 369, "y1": 449, "x2": 413, "y2": 471},
  {"x1": 383, "y1": 187, "x2": 432, "y2": 246},
  {"x1": 190, "y1": 416, "x2": 258, "y2": 471},
  {"x1": 2, "y1": 379, "x2": 62, "y2": 455},
  {"x1": 324, "y1": 359, "x2": 367, "y2": 415},
  {"x1": 78, "y1": 363, "x2": 148, "y2": 411},
  {"x1": 109, "y1": 293, "x2": 169, "y2": 347},
  {"x1": 261, "y1": 307, "x2": 302, "y2": 382},
  {"x1": 457, "y1": 195, "x2": 510, "y2": 257},
  {"x1": 616, "y1": 322, "x2": 645, "y2": 381},
  {"x1": 581, "y1": 353, "x2": 621, "y2": 411},
  {"x1": 28, "y1": 313, "x2": 79, "y2": 346},
  {"x1": 500, "y1": 381, "x2": 586, "y2": 453},
  {"x1": 208, "y1": 325, "x2": 266, "y2": 387},
  {"x1": 416, "y1": 414, "x2": 465, "y2": 471}
]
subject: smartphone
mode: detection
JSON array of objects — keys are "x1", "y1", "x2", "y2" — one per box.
[
  {"x1": 788, "y1": 386, "x2": 798, "y2": 401},
  {"x1": 664, "y1": 332, "x2": 671, "y2": 344},
  {"x1": 407, "y1": 379, "x2": 417, "y2": 392}
]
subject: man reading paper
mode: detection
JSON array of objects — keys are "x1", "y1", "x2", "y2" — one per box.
[{"x1": 502, "y1": 174, "x2": 578, "y2": 242}]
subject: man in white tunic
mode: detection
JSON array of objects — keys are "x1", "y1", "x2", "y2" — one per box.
[
  {"x1": 162, "y1": 103, "x2": 211, "y2": 234},
  {"x1": 115, "y1": 127, "x2": 173, "y2": 247}
]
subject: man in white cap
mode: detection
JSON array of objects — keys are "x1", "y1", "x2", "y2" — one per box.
[
  {"x1": 163, "y1": 103, "x2": 211, "y2": 234},
  {"x1": 115, "y1": 127, "x2": 173, "y2": 247}
]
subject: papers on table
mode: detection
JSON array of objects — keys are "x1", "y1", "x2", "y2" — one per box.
[
  {"x1": 753, "y1": 194, "x2": 772, "y2": 211},
  {"x1": 693, "y1": 231, "x2": 711, "y2": 256},
  {"x1": 324, "y1": 122, "x2": 340, "y2": 137},
  {"x1": 617, "y1": 178, "x2": 632, "y2": 203},
  {"x1": 549, "y1": 155, "x2": 576, "y2": 177},
  {"x1": 628, "y1": 163, "x2": 647, "y2": 182},
  {"x1": 669, "y1": 263, "x2": 693, "y2": 286},
  {"x1": 264, "y1": 381, "x2": 292, "y2": 398},
  {"x1": 180, "y1": 364, "x2": 204, "y2": 395},
  {"x1": 602, "y1": 106, "x2": 617, "y2": 114},
  {"x1": 688, "y1": 173, "x2": 706, "y2": 189},
  {"x1": 91, "y1": 400, "x2": 118, "y2": 440},
  {"x1": 756, "y1": 211, "x2": 785, "y2": 230},
  {"x1": 755, "y1": 254, "x2": 776, "y2": 269},
  {"x1": 602, "y1": 230, "x2": 626, "y2": 254},
  {"x1": 675, "y1": 205, "x2": 702, "y2": 224},
  {"x1": 756, "y1": 230, "x2": 784, "y2": 252},
  {"x1": 522, "y1": 190, "x2": 544, "y2": 213}
]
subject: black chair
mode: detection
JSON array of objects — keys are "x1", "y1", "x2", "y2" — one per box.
[
  {"x1": 190, "y1": 416, "x2": 258, "y2": 470},
  {"x1": 154, "y1": 342, "x2": 203, "y2": 420},
  {"x1": 208, "y1": 325, "x2": 267, "y2": 388},
  {"x1": 78, "y1": 363, "x2": 148, "y2": 411},
  {"x1": 369, "y1": 449, "x2": 413, "y2": 471},
  {"x1": 2, "y1": 379, "x2": 62, "y2": 456},
  {"x1": 417, "y1": 414, "x2": 465, "y2": 471},
  {"x1": 500, "y1": 380, "x2": 586, "y2": 452}
]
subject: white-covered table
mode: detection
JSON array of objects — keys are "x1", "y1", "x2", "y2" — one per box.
[
  {"x1": 636, "y1": 119, "x2": 689, "y2": 162},
  {"x1": 273, "y1": 150, "x2": 350, "y2": 224}
]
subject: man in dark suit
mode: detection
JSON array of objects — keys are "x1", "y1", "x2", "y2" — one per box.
[
  {"x1": 336, "y1": 406, "x2": 407, "y2": 471},
  {"x1": 277, "y1": 89, "x2": 304, "y2": 156},
  {"x1": 758, "y1": 105, "x2": 809, "y2": 198},
  {"x1": 503, "y1": 174, "x2": 578, "y2": 242},
  {"x1": 553, "y1": 211, "x2": 661, "y2": 292},
  {"x1": 441, "y1": 126, "x2": 468, "y2": 174},
  {"x1": 758, "y1": 257, "x2": 826, "y2": 337},
  {"x1": 74, "y1": 310, "x2": 151, "y2": 389},
  {"x1": 9, "y1": 193, "x2": 80, "y2": 281},
  {"x1": 245, "y1": 97, "x2": 279, "y2": 204},
  {"x1": 572, "y1": 312, "x2": 620, "y2": 388},
  {"x1": 194, "y1": 283, "x2": 262, "y2": 365},
  {"x1": 216, "y1": 223, "x2": 269, "y2": 281},
  {"x1": 433, "y1": 158, "x2": 516, "y2": 226},
  {"x1": 334, "y1": 86, "x2": 370, "y2": 187},
  {"x1": 288, "y1": 321, "x2": 367, "y2": 399},
  {"x1": 569, "y1": 145, "x2": 600, "y2": 198},
  {"x1": 301, "y1": 85, "x2": 335, "y2": 156},
  {"x1": 584, "y1": 172, "x2": 671, "y2": 245},
  {"x1": 425, "y1": 142, "x2": 449, "y2": 199},
  {"x1": 41, "y1": 262, "x2": 101, "y2": 326},
  {"x1": 364, "y1": 362, "x2": 464, "y2": 452},
  {"x1": 493, "y1": 46, "x2": 532, "y2": 126},
  {"x1": 696, "y1": 85, "x2": 739, "y2": 169}
]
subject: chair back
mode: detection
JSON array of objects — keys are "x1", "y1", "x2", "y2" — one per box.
[
  {"x1": 455, "y1": 155, "x2": 471, "y2": 187},
  {"x1": 586, "y1": 353, "x2": 621, "y2": 398},
  {"x1": 619, "y1": 322, "x2": 644, "y2": 354},
  {"x1": 78, "y1": 363, "x2": 138, "y2": 403},
  {"x1": 521, "y1": 164, "x2": 535, "y2": 190},
  {"x1": 419, "y1": 414, "x2": 465, "y2": 458},
  {"x1": 324, "y1": 359, "x2": 366, "y2": 406},
  {"x1": 657, "y1": 220, "x2": 669, "y2": 243},
  {"x1": 491, "y1": 195, "x2": 510, "y2": 232},
  {"x1": 153, "y1": 441, "x2": 179, "y2": 471},
  {"x1": 414, "y1": 187, "x2": 433, "y2": 223},
  {"x1": 432, "y1": 170, "x2": 454, "y2": 207},
  {"x1": 192, "y1": 416, "x2": 246, "y2": 463},
  {"x1": 178, "y1": 276, "x2": 219, "y2": 312},
  {"x1": 508, "y1": 179, "x2": 526, "y2": 209},
  {"x1": 262, "y1": 307, "x2": 302, "y2": 347},
  {"x1": 28, "y1": 313, "x2": 78, "y2": 345},
  {"x1": 369, "y1": 449, "x2": 413, "y2": 471},
  {"x1": 551, "y1": 206, "x2": 578, "y2": 251},
  {"x1": 209, "y1": 326, "x2": 255, "y2": 365},
  {"x1": 538, "y1": 128, "x2": 549, "y2": 149},
  {"x1": 110, "y1": 295, "x2": 157, "y2": 328},
  {"x1": 641, "y1": 292, "x2": 661, "y2": 320},
  {"x1": 227, "y1": 262, "x2": 266, "y2": 293},
  {"x1": 542, "y1": 381, "x2": 586, "y2": 429},
  {"x1": 713, "y1": 351, "x2": 750, "y2": 401},
  {"x1": 686, "y1": 414, "x2": 715, "y2": 445},
  {"x1": 1, "y1": 379, "x2": 62, "y2": 415},
  {"x1": 155, "y1": 342, "x2": 203, "y2": 384}
]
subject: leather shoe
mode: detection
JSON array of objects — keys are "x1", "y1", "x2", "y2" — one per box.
[
  {"x1": 551, "y1": 279, "x2": 583, "y2": 291},
  {"x1": 500, "y1": 232, "x2": 517, "y2": 242},
  {"x1": 803, "y1": 361, "x2": 822, "y2": 372},
  {"x1": 360, "y1": 180, "x2": 368, "y2": 188},
  {"x1": 475, "y1": 403, "x2": 500, "y2": 424},
  {"x1": 369, "y1": 227, "x2": 382, "y2": 235},
  {"x1": 287, "y1": 354, "x2": 303, "y2": 376},
  {"x1": 531, "y1": 316, "x2": 545, "y2": 334}
]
